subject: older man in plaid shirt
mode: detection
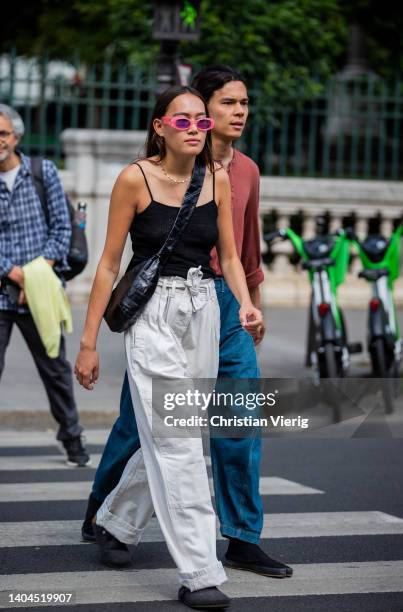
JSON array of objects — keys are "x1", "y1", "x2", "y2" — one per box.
[{"x1": 0, "y1": 103, "x2": 90, "y2": 466}]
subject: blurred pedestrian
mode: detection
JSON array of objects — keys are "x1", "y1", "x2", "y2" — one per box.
[{"x1": 0, "y1": 104, "x2": 90, "y2": 467}]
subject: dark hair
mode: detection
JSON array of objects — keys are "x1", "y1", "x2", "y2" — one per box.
[
  {"x1": 191, "y1": 65, "x2": 247, "y2": 103},
  {"x1": 145, "y1": 85, "x2": 214, "y2": 171}
]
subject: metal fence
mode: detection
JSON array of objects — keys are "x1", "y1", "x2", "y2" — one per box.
[{"x1": 1, "y1": 50, "x2": 402, "y2": 179}]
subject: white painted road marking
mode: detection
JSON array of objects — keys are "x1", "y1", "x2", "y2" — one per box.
[
  {"x1": 1, "y1": 562, "x2": 403, "y2": 607},
  {"x1": 0, "y1": 430, "x2": 109, "y2": 448},
  {"x1": 1, "y1": 512, "x2": 402, "y2": 547},
  {"x1": 0, "y1": 476, "x2": 322, "y2": 502}
]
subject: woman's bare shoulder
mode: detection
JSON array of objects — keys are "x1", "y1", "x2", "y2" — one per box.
[
  {"x1": 115, "y1": 162, "x2": 145, "y2": 189},
  {"x1": 117, "y1": 157, "x2": 159, "y2": 182}
]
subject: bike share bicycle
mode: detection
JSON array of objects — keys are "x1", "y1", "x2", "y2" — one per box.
[
  {"x1": 346, "y1": 218, "x2": 403, "y2": 413},
  {"x1": 265, "y1": 217, "x2": 362, "y2": 382}
]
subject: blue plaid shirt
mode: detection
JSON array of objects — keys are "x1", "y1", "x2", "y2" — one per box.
[{"x1": 0, "y1": 152, "x2": 71, "y2": 312}]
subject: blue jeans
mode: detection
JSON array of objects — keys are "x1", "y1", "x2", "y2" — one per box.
[{"x1": 93, "y1": 278, "x2": 263, "y2": 544}]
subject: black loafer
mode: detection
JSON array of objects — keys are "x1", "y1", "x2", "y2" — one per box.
[
  {"x1": 93, "y1": 523, "x2": 131, "y2": 567},
  {"x1": 178, "y1": 586, "x2": 231, "y2": 610},
  {"x1": 224, "y1": 538, "x2": 292, "y2": 578},
  {"x1": 81, "y1": 493, "x2": 102, "y2": 542},
  {"x1": 224, "y1": 553, "x2": 292, "y2": 578},
  {"x1": 81, "y1": 520, "x2": 96, "y2": 542}
]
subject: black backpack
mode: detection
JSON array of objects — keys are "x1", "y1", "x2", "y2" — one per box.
[{"x1": 31, "y1": 157, "x2": 88, "y2": 281}]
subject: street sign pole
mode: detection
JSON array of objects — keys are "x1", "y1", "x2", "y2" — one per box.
[{"x1": 152, "y1": 0, "x2": 201, "y2": 95}]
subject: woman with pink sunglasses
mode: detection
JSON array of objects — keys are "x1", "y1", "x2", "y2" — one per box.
[{"x1": 75, "y1": 85, "x2": 262, "y2": 610}]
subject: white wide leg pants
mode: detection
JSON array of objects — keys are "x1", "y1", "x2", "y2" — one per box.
[{"x1": 96, "y1": 267, "x2": 227, "y2": 591}]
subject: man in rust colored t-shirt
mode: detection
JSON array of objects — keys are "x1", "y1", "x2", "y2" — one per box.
[
  {"x1": 209, "y1": 147, "x2": 264, "y2": 314},
  {"x1": 82, "y1": 66, "x2": 293, "y2": 580}
]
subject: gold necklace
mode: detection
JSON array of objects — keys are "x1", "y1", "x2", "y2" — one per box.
[{"x1": 160, "y1": 163, "x2": 191, "y2": 184}]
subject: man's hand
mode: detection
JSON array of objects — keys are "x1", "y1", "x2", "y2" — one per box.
[
  {"x1": 8, "y1": 266, "x2": 24, "y2": 288},
  {"x1": 18, "y1": 289, "x2": 27, "y2": 306},
  {"x1": 251, "y1": 321, "x2": 266, "y2": 346},
  {"x1": 249, "y1": 285, "x2": 266, "y2": 345},
  {"x1": 239, "y1": 303, "x2": 264, "y2": 340},
  {"x1": 45, "y1": 259, "x2": 55, "y2": 267}
]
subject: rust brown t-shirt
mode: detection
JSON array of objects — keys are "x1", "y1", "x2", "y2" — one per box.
[{"x1": 210, "y1": 148, "x2": 264, "y2": 289}]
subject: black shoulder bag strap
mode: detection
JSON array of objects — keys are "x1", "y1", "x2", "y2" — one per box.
[
  {"x1": 157, "y1": 160, "x2": 206, "y2": 266},
  {"x1": 30, "y1": 157, "x2": 49, "y2": 225}
]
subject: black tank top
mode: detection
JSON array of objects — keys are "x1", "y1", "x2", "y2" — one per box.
[{"x1": 129, "y1": 163, "x2": 219, "y2": 279}]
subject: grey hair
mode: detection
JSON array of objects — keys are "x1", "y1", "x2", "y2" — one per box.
[{"x1": 0, "y1": 104, "x2": 25, "y2": 137}]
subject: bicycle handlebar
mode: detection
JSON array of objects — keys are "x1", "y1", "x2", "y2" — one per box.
[
  {"x1": 344, "y1": 227, "x2": 358, "y2": 241},
  {"x1": 264, "y1": 228, "x2": 344, "y2": 244},
  {"x1": 263, "y1": 229, "x2": 287, "y2": 243},
  {"x1": 345, "y1": 222, "x2": 403, "y2": 245}
]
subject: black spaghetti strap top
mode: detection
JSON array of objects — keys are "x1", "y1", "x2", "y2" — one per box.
[{"x1": 129, "y1": 162, "x2": 218, "y2": 279}]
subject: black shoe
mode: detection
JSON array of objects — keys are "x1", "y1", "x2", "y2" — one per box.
[
  {"x1": 93, "y1": 523, "x2": 131, "y2": 567},
  {"x1": 81, "y1": 493, "x2": 102, "y2": 542},
  {"x1": 178, "y1": 586, "x2": 231, "y2": 610},
  {"x1": 62, "y1": 436, "x2": 91, "y2": 467},
  {"x1": 223, "y1": 538, "x2": 293, "y2": 578}
]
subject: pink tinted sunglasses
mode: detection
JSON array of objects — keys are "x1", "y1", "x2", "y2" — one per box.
[{"x1": 162, "y1": 115, "x2": 215, "y2": 131}]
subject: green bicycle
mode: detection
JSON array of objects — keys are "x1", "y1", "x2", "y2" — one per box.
[
  {"x1": 347, "y1": 220, "x2": 402, "y2": 413},
  {"x1": 265, "y1": 218, "x2": 361, "y2": 381}
]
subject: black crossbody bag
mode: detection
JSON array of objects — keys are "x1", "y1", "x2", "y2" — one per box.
[{"x1": 104, "y1": 161, "x2": 206, "y2": 333}]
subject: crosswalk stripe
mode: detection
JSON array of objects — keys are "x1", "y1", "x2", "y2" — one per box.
[
  {"x1": 0, "y1": 454, "x2": 102, "y2": 470},
  {"x1": 0, "y1": 450, "x2": 323, "y2": 495},
  {"x1": 0, "y1": 561, "x2": 402, "y2": 607},
  {"x1": 0, "y1": 430, "x2": 110, "y2": 448},
  {"x1": 1, "y1": 512, "x2": 402, "y2": 548},
  {"x1": 259, "y1": 477, "x2": 323, "y2": 495},
  {"x1": 0, "y1": 453, "x2": 213, "y2": 471},
  {"x1": 0, "y1": 482, "x2": 93, "y2": 502},
  {"x1": 0, "y1": 477, "x2": 322, "y2": 502},
  {"x1": 0, "y1": 454, "x2": 213, "y2": 471}
]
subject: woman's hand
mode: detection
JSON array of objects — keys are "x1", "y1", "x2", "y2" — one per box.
[
  {"x1": 239, "y1": 303, "x2": 264, "y2": 339},
  {"x1": 74, "y1": 347, "x2": 99, "y2": 391}
]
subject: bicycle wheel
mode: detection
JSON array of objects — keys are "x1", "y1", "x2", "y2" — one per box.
[
  {"x1": 319, "y1": 342, "x2": 338, "y2": 379},
  {"x1": 318, "y1": 343, "x2": 341, "y2": 421},
  {"x1": 372, "y1": 337, "x2": 394, "y2": 414}
]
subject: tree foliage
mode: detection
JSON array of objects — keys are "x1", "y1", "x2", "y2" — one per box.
[
  {"x1": 2, "y1": 0, "x2": 156, "y2": 63},
  {"x1": 2, "y1": 0, "x2": 401, "y2": 105},
  {"x1": 181, "y1": 0, "x2": 347, "y2": 105}
]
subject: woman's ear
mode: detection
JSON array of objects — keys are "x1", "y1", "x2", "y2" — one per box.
[{"x1": 153, "y1": 118, "x2": 163, "y2": 137}]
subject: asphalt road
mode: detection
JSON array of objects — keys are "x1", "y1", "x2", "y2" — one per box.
[{"x1": 0, "y1": 431, "x2": 402, "y2": 611}]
